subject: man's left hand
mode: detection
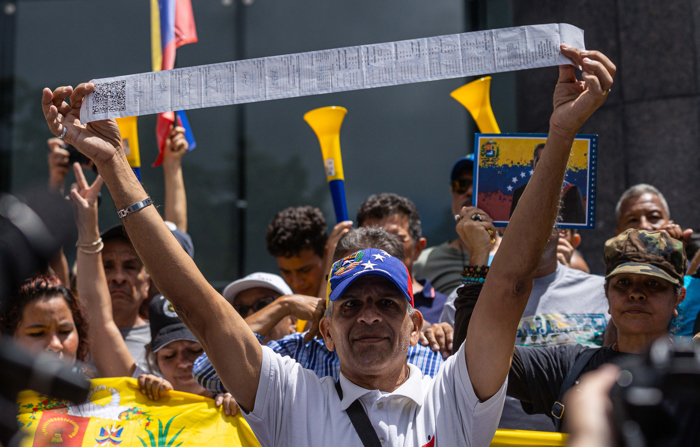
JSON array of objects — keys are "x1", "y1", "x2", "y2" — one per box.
[
  {"x1": 550, "y1": 46, "x2": 615, "y2": 138},
  {"x1": 419, "y1": 322, "x2": 453, "y2": 359}
]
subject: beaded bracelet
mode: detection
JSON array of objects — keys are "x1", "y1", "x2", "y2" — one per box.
[{"x1": 461, "y1": 265, "x2": 489, "y2": 285}]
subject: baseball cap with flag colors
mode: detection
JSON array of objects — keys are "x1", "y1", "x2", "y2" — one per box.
[{"x1": 327, "y1": 248, "x2": 414, "y2": 307}]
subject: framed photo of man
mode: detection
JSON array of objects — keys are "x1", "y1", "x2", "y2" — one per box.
[{"x1": 472, "y1": 133, "x2": 598, "y2": 229}]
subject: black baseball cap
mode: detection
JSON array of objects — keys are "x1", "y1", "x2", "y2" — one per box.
[
  {"x1": 100, "y1": 222, "x2": 194, "y2": 259},
  {"x1": 149, "y1": 294, "x2": 198, "y2": 352}
]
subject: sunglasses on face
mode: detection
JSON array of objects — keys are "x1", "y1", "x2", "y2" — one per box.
[
  {"x1": 451, "y1": 178, "x2": 473, "y2": 194},
  {"x1": 233, "y1": 295, "x2": 277, "y2": 316}
]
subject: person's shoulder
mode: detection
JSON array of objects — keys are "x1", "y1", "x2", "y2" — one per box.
[
  {"x1": 560, "y1": 264, "x2": 605, "y2": 287},
  {"x1": 420, "y1": 242, "x2": 451, "y2": 258}
]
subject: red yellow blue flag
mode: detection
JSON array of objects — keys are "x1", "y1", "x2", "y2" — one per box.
[{"x1": 151, "y1": 0, "x2": 198, "y2": 167}]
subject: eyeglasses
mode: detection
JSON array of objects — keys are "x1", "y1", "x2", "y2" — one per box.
[
  {"x1": 451, "y1": 178, "x2": 473, "y2": 194},
  {"x1": 233, "y1": 295, "x2": 277, "y2": 316}
]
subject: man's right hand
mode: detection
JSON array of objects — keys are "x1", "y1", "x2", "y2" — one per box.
[
  {"x1": 42, "y1": 84, "x2": 122, "y2": 167},
  {"x1": 556, "y1": 237, "x2": 575, "y2": 267},
  {"x1": 455, "y1": 207, "x2": 496, "y2": 265},
  {"x1": 280, "y1": 295, "x2": 326, "y2": 342}
]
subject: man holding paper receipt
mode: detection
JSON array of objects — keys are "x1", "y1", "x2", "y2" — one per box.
[{"x1": 42, "y1": 43, "x2": 614, "y2": 446}]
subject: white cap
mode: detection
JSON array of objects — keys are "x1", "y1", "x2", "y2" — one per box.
[{"x1": 222, "y1": 272, "x2": 293, "y2": 303}]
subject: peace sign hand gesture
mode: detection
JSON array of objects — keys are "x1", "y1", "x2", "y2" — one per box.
[{"x1": 69, "y1": 163, "x2": 104, "y2": 240}]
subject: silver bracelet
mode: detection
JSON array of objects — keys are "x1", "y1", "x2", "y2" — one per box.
[
  {"x1": 117, "y1": 197, "x2": 154, "y2": 219},
  {"x1": 76, "y1": 237, "x2": 102, "y2": 247},
  {"x1": 78, "y1": 240, "x2": 104, "y2": 254}
]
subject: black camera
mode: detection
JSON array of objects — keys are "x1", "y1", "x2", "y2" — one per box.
[
  {"x1": 0, "y1": 189, "x2": 90, "y2": 446},
  {"x1": 62, "y1": 143, "x2": 97, "y2": 172},
  {"x1": 611, "y1": 338, "x2": 700, "y2": 447}
]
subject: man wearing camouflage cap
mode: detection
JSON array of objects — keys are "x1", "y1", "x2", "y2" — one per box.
[{"x1": 452, "y1": 228, "x2": 687, "y2": 431}]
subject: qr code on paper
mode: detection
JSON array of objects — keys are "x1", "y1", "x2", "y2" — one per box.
[{"x1": 91, "y1": 80, "x2": 126, "y2": 115}]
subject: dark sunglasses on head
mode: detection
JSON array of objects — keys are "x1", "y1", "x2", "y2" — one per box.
[
  {"x1": 233, "y1": 295, "x2": 277, "y2": 316},
  {"x1": 451, "y1": 178, "x2": 473, "y2": 194}
]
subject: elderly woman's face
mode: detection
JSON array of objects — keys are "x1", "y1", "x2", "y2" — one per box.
[
  {"x1": 14, "y1": 295, "x2": 79, "y2": 365},
  {"x1": 606, "y1": 273, "x2": 683, "y2": 336}
]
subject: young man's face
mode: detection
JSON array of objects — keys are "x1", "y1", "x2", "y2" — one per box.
[
  {"x1": 320, "y1": 276, "x2": 422, "y2": 377},
  {"x1": 276, "y1": 248, "x2": 325, "y2": 296},
  {"x1": 451, "y1": 171, "x2": 474, "y2": 216},
  {"x1": 606, "y1": 273, "x2": 684, "y2": 337},
  {"x1": 616, "y1": 193, "x2": 670, "y2": 234},
  {"x1": 361, "y1": 214, "x2": 426, "y2": 277}
]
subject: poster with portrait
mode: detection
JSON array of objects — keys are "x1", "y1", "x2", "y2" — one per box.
[{"x1": 473, "y1": 133, "x2": 598, "y2": 229}]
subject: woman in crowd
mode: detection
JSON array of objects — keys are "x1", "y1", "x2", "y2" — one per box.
[
  {"x1": 68, "y1": 163, "x2": 236, "y2": 414},
  {"x1": 452, "y1": 206, "x2": 696, "y2": 444},
  {"x1": 1, "y1": 275, "x2": 89, "y2": 370}
]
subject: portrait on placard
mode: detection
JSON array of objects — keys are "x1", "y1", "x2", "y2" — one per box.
[{"x1": 472, "y1": 133, "x2": 598, "y2": 229}]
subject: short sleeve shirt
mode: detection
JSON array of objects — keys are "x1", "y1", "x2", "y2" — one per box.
[{"x1": 242, "y1": 342, "x2": 507, "y2": 447}]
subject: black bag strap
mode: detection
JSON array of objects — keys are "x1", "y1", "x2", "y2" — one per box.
[
  {"x1": 335, "y1": 380, "x2": 383, "y2": 447},
  {"x1": 551, "y1": 347, "x2": 599, "y2": 431}
]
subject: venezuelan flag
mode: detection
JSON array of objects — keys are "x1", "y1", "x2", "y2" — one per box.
[
  {"x1": 17, "y1": 377, "x2": 260, "y2": 447},
  {"x1": 151, "y1": 0, "x2": 198, "y2": 167}
]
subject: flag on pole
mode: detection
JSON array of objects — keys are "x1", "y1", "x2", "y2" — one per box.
[
  {"x1": 151, "y1": 0, "x2": 198, "y2": 167},
  {"x1": 116, "y1": 116, "x2": 142, "y2": 181},
  {"x1": 16, "y1": 377, "x2": 261, "y2": 447}
]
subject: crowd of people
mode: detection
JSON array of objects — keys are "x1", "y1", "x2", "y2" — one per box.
[{"x1": 3, "y1": 44, "x2": 699, "y2": 446}]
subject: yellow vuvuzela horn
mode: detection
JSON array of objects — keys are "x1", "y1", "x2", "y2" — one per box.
[
  {"x1": 303, "y1": 106, "x2": 349, "y2": 223},
  {"x1": 450, "y1": 76, "x2": 501, "y2": 133}
]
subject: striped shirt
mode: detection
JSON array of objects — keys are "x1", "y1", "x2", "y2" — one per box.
[{"x1": 193, "y1": 332, "x2": 445, "y2": 394}]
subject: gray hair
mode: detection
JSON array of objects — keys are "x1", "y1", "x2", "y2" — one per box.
[
  {"x1": 324, "y1": 299, "x2": 414, "y2": 320},
  {"x1": 615, "y1": 184, "x2": 670, "y2": 222},
  {"x1": 333, "y1": 227, "x2": 404, "y2": 262}
]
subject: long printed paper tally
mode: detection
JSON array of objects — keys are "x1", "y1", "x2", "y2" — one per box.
[{"x1": 80, "y1": 23, "x2": 584, "y2": 123}]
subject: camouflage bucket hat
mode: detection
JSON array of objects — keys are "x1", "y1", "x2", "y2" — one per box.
[{"x1": 604, "y1": 229, "x2": 687, "y2": 285}]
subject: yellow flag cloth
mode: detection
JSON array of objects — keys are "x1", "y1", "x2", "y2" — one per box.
[
  {"x1": 116, "y1": 116, "x2": 141, "y2": 169},
  {"x1": 16, "y1": 377, "x2": 260, "y2": 447}
]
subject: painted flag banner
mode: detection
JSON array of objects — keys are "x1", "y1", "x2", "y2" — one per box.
[
  {"x1": 14, "y1": 378, "x2": 569, "y2": 447},
  {"x1": 473, "y1": 133, "x2": 598, "y2": 229},
  {"x1": 16, "y1": 377, "x2": 261, "y2": 447},
  {"x1": 80, "y1": 23, "x2": 585, "y2": 123}
]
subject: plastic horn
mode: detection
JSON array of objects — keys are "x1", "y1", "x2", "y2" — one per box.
[
  {"x1": 116, "y1": 116, "x2": 142, "y2": 180},
  {"x1": 304, "y1": 106, "x2": 349, "y2": 223},
  {"x1": 450, "y1": 76, "x2": 501, "y2": 133}
]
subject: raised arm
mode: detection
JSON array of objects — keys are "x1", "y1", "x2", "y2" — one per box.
[
  {"x1": 42, "y1": 85, "x2": 261, "y2": 412},
  {"x1": 162, "y1": 125, "x2": 188, "y2": 232},
  {"x1": 70, "y1": 163, "x2": 136, "y2": 377},
  {"x1": 244, "y1": 294, "x2": 325, "y2": 342},
  {"x1": 46, "y1": 138, "x2": 71, "y2": 285},
  {"x1": 464, "y1": 46, "x2": 615, "y2": 400}
]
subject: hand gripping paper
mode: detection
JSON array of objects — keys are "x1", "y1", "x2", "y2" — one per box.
[{"x1": 80, "y1": 23, "x2": 585, "y2": 123}]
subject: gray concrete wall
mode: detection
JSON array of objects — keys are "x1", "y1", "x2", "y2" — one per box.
[{"x1": 514, "y1": 0, "x2": 700, "y2": 274}]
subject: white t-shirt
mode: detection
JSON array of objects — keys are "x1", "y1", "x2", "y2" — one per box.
[{"x1": 242, "y1": 342, "x2": 506, "y2": 447}]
